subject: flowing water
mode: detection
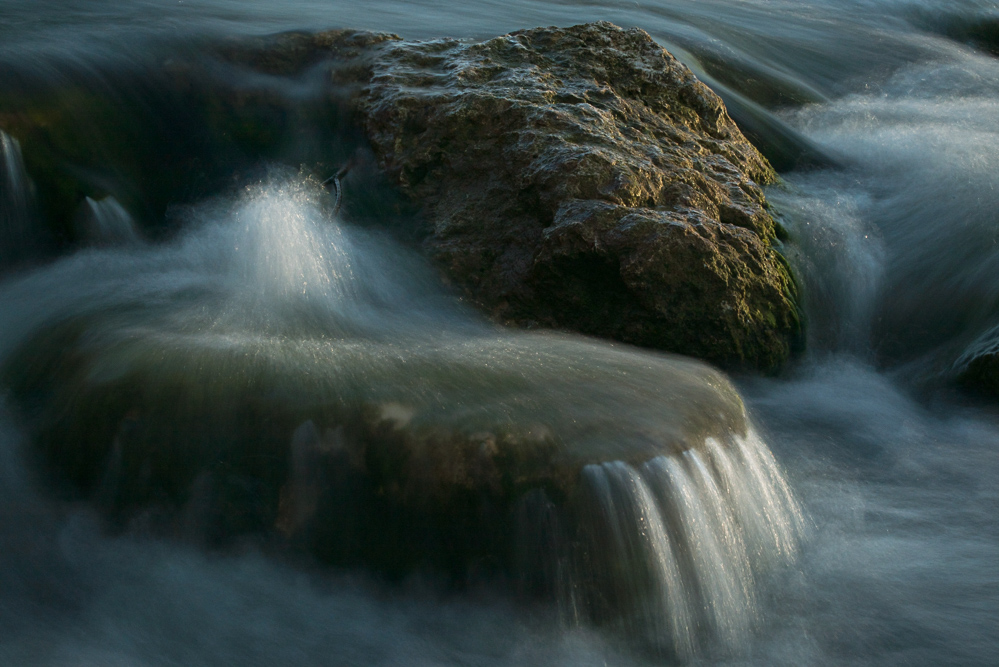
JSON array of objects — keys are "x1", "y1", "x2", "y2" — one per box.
[{"x1": 1, "y1": 1, "x2": 998, "y2": 665}]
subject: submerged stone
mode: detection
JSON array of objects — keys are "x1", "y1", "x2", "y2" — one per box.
[
  {"x1": 73, "y1": 196, "x2": 141, "y2": 246},
  {"x1": 0, "y1": 130, "x2": 43, "y2": 269},
  {"x1": 0, "y1": 178, "x2": 803, "y2": 655},
  {"x1": 4, "y1": 315, "x2": 745, "y2": 511},
  {"x1": 936, "y1": 15, "x2": 999, "y2": 57},
  {"x1": 2, "y1": 313, "x2": 801, "y2": 655}
]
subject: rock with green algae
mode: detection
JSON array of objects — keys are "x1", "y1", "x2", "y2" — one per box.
[{"x1": 354, "y1": 22, "x2": 802, "y2": 371}]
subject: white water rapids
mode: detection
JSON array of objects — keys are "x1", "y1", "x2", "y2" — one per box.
[{"x1": 1, "y1": 1, "x2": 998, "y2": 665}]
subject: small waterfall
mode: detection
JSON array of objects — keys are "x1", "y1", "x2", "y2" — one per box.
[
  {"x1": 570, "y1": 431, "x2": 804, "y2": 656},
  {"x1": 0, "y1": 130, "x2": 38, "y2": 268},
  {"x1": 74, "y1": 196, "x2": 141, "y2": 246},
  {"x1": 581, "y1": 460, "x2": 696, "y2": 657},
  {"x1": 0, "y1": 177, "x2": 806, "y2": 662}
]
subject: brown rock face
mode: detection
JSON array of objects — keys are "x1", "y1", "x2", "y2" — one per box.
[{"x1": 357, "y1": 22, "x2": 800, "y2": 371}]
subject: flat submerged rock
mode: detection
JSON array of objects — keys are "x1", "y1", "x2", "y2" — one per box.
[
  {"x1": 0, "y1": 154, "x2": 802, "y2": 656},
  {"x1": 0, "y1": 180, "x2": 742, "y2": 572}
]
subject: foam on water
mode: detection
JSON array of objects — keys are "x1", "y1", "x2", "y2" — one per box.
[{"x1": 777, "y1": 48, "x2": 999, "y2": 371}]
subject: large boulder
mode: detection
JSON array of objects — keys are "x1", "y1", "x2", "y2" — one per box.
[
  {"x1": 354, "y1": 22, "x2": 801, "y2": 371},
  {"x1": 2, "y1": 317, "x2": 744, "y2": 555}
]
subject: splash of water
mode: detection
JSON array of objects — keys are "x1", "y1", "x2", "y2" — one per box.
[
  {"x1": 0, "y1": 130, "x2": 39, "y2": 269},
  {"x1": 74, "y1": 196, "x2": 141, "y2": 246},
  {"x1": 778, "y1": 49, "x2": 999, "y2": 373}
]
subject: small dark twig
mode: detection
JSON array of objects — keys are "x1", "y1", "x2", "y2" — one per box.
[{"x1": 322, "y1": 160, "x2": 355, "y2": 216}]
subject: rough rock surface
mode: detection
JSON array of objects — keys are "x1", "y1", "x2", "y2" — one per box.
[{"x1": 356, "y1": 22, "x2": 801, "y2": 371}]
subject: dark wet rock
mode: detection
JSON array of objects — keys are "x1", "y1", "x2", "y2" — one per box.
[
  {"x1": 956, "y1": 329, "x2": 999, "y2": 397},
  {"x1": 0, "y1": 130, "x2": 45, "y2": 269},
  {"x1": 693, "y1": 52, "x2": 824, "y2": 110},
  {"x1": 935, "y1": 15, "x2": 999, "y2": 57},
  {"x1": 958, "y1": 356, "x2": 999, "y2": 396},
  {"x1": 355, "y1": 22, "x2": 801, "y2": 370},
  {"x1": 699, "y1": 84, "x2": 842, "y2": 172},
  {"x1": 0, "y1": 80, "x2": 178, "y2": 242},
  {"x1": 72, "y1": 195, "x2": 141, "y2": 246}
]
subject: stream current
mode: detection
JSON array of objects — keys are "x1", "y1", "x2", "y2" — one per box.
[{"x1": 1, "y1": 1, "x2": 998, "y2": 665}]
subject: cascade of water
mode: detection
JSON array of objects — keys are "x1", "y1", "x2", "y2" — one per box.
[
  {"x1": 571, "y1": 432, "x2": 804, "y2": 656},
  {"x1": 74, "y1": 196, "x2": 141, "y2": 246},
  {"x1": 0, "y1": 176, "x2": 806, "y2": 663},
  {"x1": 643, "y1": 453, "x2": 754, "y2": 645},
  {"x1": 0, "y1": 130, "x2": 38, "y2": 269},
  {"x1": 581, "y1": 460, "x2": 696, "y2": 657}
]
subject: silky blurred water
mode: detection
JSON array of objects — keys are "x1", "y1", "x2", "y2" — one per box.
[{"x1": 1, "y1": 0, "x2": 998, "y2": 665}]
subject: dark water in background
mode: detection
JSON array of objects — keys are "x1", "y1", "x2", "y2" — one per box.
[{"x1": 1, "y1": 0, "x2": 998, "y2": 665}]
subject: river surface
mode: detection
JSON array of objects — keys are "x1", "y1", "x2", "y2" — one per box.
[{"x1": 1, "y1": 1, "x2": 998, "y2": 665}]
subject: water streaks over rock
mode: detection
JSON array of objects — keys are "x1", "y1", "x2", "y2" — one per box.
[{"x1": 0, "y1": 178, "x2": 802, "y2": 655}]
